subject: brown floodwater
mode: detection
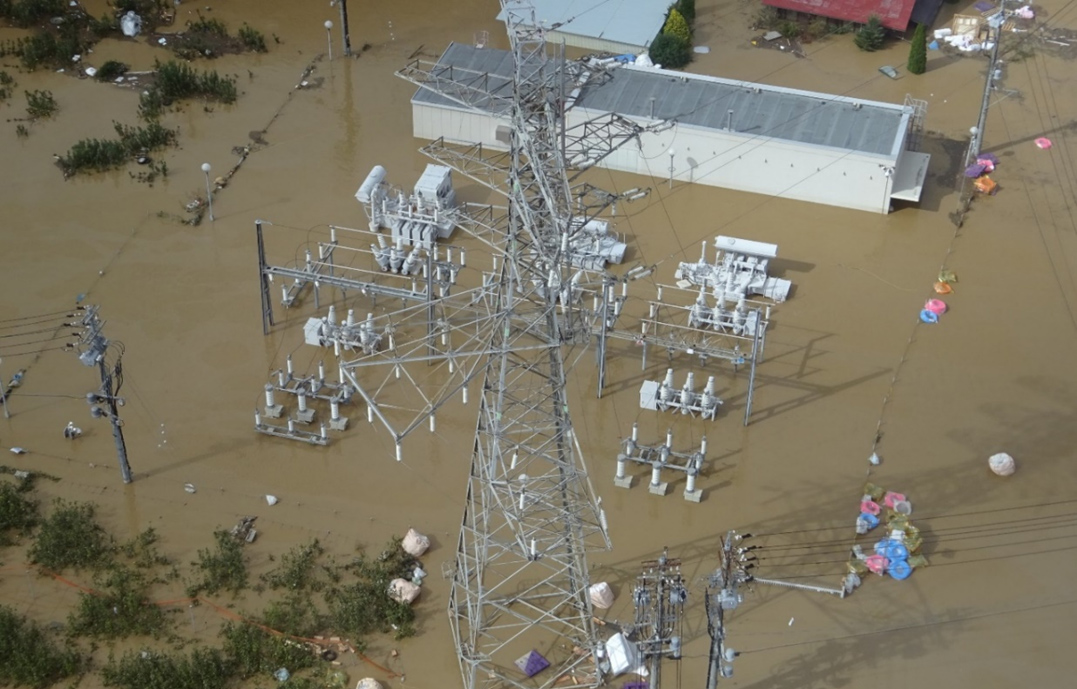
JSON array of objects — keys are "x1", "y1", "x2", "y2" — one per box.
[{"x1": 1, "y1": 1, "x2": 1076, "y2": 688}]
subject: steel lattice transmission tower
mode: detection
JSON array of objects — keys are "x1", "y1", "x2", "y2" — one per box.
[{"x1": 391, "y1": 3, "x2": 663, "y2": 688}]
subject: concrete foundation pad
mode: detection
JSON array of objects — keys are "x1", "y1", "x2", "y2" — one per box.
[
  {"x1": 329, "y1": 416, "x2": 349, "y2": 431},
  {"x1": 614, "y1": 475, "x2": 634, "y2": 489},
  {"x1": 648, "y1": 481, "x2": 669, "y2": 496},
  {"x1": 264, "y1": 404, "x2": 284, "y2": 419},
  {"x1": 684, "y1": 488, "x2": 703, "y2": 503},
  {"x1": 295, "y1": 409, "x2": 316, "y2": 424}
]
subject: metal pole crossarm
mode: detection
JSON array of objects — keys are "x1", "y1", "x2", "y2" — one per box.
[{"x1": 263, "y1": 265, "x2": 427, "y2": 303}]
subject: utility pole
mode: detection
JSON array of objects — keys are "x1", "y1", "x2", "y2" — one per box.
[
  {"x1": 967, "y1": 4, "x2": 1007, "y2": 166},
  {"x1": 331, "y1": 0, "x2": 352, "y2": 56},
  {"x1": 75, "y1": 306, "x2": 133, "y2": 484},
  {"x1": 705, "y1": 531, "x2": 752, "y2": 688}
]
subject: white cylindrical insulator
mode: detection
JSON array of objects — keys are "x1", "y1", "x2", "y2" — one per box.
[
  {"x1": 530, "y1": 538, "x2": 537, "y2": 559},
  {"x1": 334, "y1": 339, "x2": 341, "y2": 357},
  {"x1": 264, "y1": 384, "x2": 275, "y2": 408},
  {"x1": 510, "y1": 451, "x2": 518, "y2": 470},
  {"x1": 297, "y1": 393, "x2": 308, "y2": 412},
  {"x1": 700, "y1": 435, "x2": 708, "y2": 455},
  {"x1": 449, "y1": 359, "x2": 454, "y2": 373},
  {"x1": 519, "y1": 490, "x2": 526, "y2": 510},
  {"x1": 429, "y1": 414, "x2": 436, "y2": 432},
  {"x1": 685, "y1": 371, "x2": 696, "y2": 392},
  {"x1": 287, "y1": 418, "x2": 296, "y2": 433},
  {"x1": 593, "y1": 295, "x2": 599, "y2": 312},
  {"x1": 338, "y1": 365, "x2": 346, "y2": 385},
  {"x1": 318, "y1": 361, "x2": 326, "y2": 383},
  {"x1": 462, "y1": 386, "x2": 469, "y2": 404},
  {"x1": 320, "y1": 424, "x2": 328, "y2": 439},
  {"x1": 460, "y1": 249, "x2": 466, "y2": 267},
  {"x1": 651, "y1": 464, "x2": 662, "y2": 487},
  {"x1": 631, "y1": 422, "x2": 639, "y2": 442},
  {"x1": 328, "y1": 305, "x2": 337, "y2": 325},
  {"x1": 686, "y1": 470, "x2": 697, "y2": 494},
  {"x1": 281, "y1": 284, "x2": 288, "y2": 302},
  {"x1": 347, "y1": 309, "x2": 356, "y2": 327},
  {"x1": 286, "y1": 355, "x2": 294, "y2": 376},
  {"x1": 395, "y1": 443, "x2": 402, "y2": 462},
  {"x1": 278, "y1": 370, "x2": 286, "y2": 387},
  {"x1": 666, "y1": 428, "x2": 674, "y2": 448},
  {"x1": 254, "y1": 410, "x2": 262, "y2": 426},
  {"x1": 305, "y1": 249, "x2": 313, "y2": 271},
  {"x1": 367, "y1": 405, "x2": 374, "y2": 423},
  {"x1": 395, "y1": 364, "x2": 401, "y2": 380},
  {"x1": 616, "y1": 456, "x2": 627, "y2": 480},
  {"x1": 330, "y1": 399, "x2": 340, "y2": 421}
]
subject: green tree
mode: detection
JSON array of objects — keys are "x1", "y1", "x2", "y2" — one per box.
[
  {"x1": 854, "y1": 15, "x2": 886, "y2": 52},
  {"x1": 907, "y1": 23, "x2": 927, "y2": 74},
  {"x1": 663, "y1": 8, "x2": 692, "y2": 44},
  {"x1": 649, "y1": 32, "x2": 692, "y2": 69},
  {"x1": 675, "y1": 0, "x2": 696, "y2": 24}
]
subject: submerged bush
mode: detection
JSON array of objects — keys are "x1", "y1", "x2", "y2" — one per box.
[
  {"x1": 0, "y1": 480, "x2": 38, "y2": 544},
  {"x1": 28, "y1": 499, "x2": 112, "y2": 571},
  {"x1": 0, "y1": 606, "x2": 83, "y2": 688},
  {"x1": 649, "y1": 32, "x2": 691, "y2": 69},
  {"x1": 58, "y1": 121, "x2": 177, "y2": 177},
  {"x1": 186, "y1": 529, "x2": 248, "y2": 597}
]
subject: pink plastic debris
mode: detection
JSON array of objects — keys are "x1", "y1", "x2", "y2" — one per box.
[
  {"x1": 924, "y1": 299, "x2": 947, "y2": 315},
  {"x1": 1035, "y1": 137, "x2": 1053, "y2": 149},
  {"x1": 883, "y1": 492, "x2": 907, "y2": 509},
  {"x1": 860, "y1": 499, "x2": 881, "y2": 516},
  {"x1": 865, "y1": 554, "x2": 889, "y2": 575}
]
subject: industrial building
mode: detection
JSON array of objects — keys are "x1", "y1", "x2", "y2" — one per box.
[
  {"x1": 495, "y1": 0, "x2": 671, "y2": 53},
  {"x1": 409, "y1": 43, "x2": 930, "y2": 214},
  {"x1": 762, "y1": 0, "x2": 946, "y2": 33}
]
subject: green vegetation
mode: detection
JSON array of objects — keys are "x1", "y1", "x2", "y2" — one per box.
[
  {"x1": 102, "y1": 647, "x2": 233, "y2": 689},
  {"x1": 663, "y1": 8, "x2": 691, "y2": 44},
  {"x1": 0, "y1": 606, "x2": 83, "y2": 689},
  {"x1": 187, "y1": 529, "x2": 248, "y2": 597},
  {"x1": 96, "y1": 60, "x2": 130, "y2": 81},
  {"x1": 0, "y1": 479, "x2": 38, "y2": 545},
  {"x1": 58, "y1": 121, "x2": 177, "y2": 177},
  {"x1": 220, "y1": 622, "x2": 315, "y2": 679},
  {"x1": 0, "y1": 0, "x2": 66, "y2": 28},
  {"x1": 676, "y1": 0, "x2": 695, "y2": 23},
  {"x1": 67, "y1": 528, "x2": 173, "y2": 639},
  {"x1": 262, "y1": 539, "x2": 327, "y2": 592},
  {"x1": 854, "y1": 15, "x2": 886, "y2": 52},
  {"x1": 754, "y1": 5, "x2": 779, "y2": 30},
  {"x1": 28, "y1": 499, "x2": 113, "y2": 571},
  {"x1": 326, "y1": 538, "x2": 419, "y2": 645},
  {"x1": 25, "y1": 88, "x2": 56, "y2": 119},
  {"x1": 68, "y1": 564, "x2": 170, "y2": 639},
  {"x1": 138, "y1": 59, "x2": 237, "y2": 120},
  {"x1": 778, "y1": 20, "x2": 801, "y2": 39},
  {"x1": 15, "y1": 123, "x2": 28, "y2": 137},
  {"x1": 651, "y1": 1, "x2": 697, "y2": 70},
  {"x1": 649, "y1": 32, "x2": 692, "y2": 69},
  {"x1": 907, "y1": 23, "x2": 927, "y2": 74},
  {"x1": 0, "y1": 69, "x2": 14, "y2": 101},
  {"x1": 238, "y1": 23, "x2": 267, "y2": 53}
]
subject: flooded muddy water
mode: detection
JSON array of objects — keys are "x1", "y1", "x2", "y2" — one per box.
[{"x1": 1, "y1": 1, "x2": 1076, "y2": 688}]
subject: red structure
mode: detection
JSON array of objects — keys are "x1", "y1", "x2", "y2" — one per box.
[{"x1": 762, "y1": 0, "x2": 918, "y2": 32}]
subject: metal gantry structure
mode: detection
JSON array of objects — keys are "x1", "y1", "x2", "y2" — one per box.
[
  {"x1": 704, "y1": 531, "x2": 752, "y2": 689},
  {"x1": 250, "y1": 2, "x2": 782, "y2": 687},
  {"x1": 628, "y1": 548, "x2": 687, "y2": 689}
]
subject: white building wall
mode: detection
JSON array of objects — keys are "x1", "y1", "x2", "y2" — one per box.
[
  {"x1": 413, "y1": 102, "x2": 899, "y2": 214},
  {"x1": 413, "y1": 104, "x2": 508, "y2": 149},
  {"x1": 546, "y1": 29, "x2": 647, "y2": 55},
  {"x1": 569, "y1": 108, "x2": 897, "y2": 214}
]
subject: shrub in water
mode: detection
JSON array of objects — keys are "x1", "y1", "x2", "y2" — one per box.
[
  {"x1": 649, "y1": 32, "x2": 691, "y2": 69},
  {"x1": 28, "y1": 499, "x2": 112, "y2": 571},
  {"x1": 0, "y1": 606, "x2": 83, "y2": 689},
  {"x1": 854, "y1": 15, "x2": 885, "y2": 52}
]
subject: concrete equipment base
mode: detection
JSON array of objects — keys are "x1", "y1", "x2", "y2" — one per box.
[
  {"x1": 684, "y1": 488, "x2": 702, "y2": 503},
  {"x1": 264, "y1": 404, "x2": 284, "y2": 419},
  {"x1": 648, "y1": 481, "x2": 670, "y2": 496},
  {"x1": 295, "y1": 409, "x2": 316, "y2": 424},
  {"x1": 329, "y1": 416, "x2": 349, "y2": 431},
  {"x1": 614, "y1": 475, "x2": 634, "y2": 489}
]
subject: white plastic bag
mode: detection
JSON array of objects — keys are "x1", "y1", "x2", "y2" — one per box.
[
  {"x1": 402, "y1": 527, "x2": 430, "y2": 556},
  {"x1": 989, "y1": 453, "x2": 1016, "y2": 476},
  {"x1": 589, "y1": 582, "x2": 614, "y2": 609},
  {"x1": 388, "y1": 578, "x2": 421, "y2": 604}
]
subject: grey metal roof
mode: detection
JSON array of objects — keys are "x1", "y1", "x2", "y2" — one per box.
[
  {"x1": 495, "y1": 0, "x2": 670, "y2": 49},
  {"x1": 412, "y1": 44, "x2": 908, "y2": 157}
]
